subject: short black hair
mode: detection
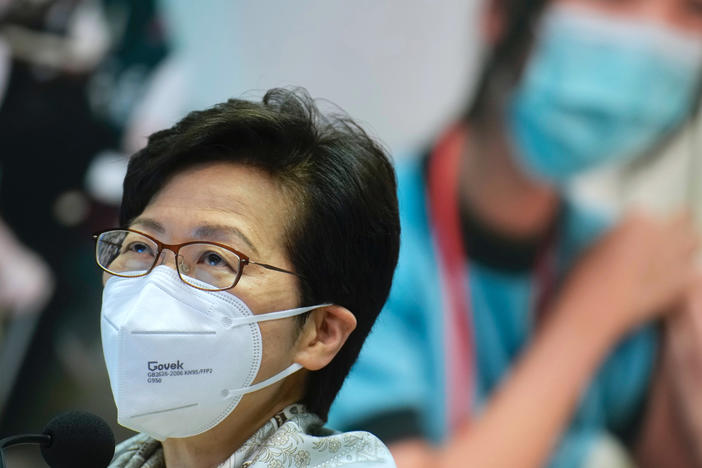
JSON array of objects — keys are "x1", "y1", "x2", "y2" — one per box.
[{"x1": 119, "y1": 88, "x2": 400, "y2": 420}]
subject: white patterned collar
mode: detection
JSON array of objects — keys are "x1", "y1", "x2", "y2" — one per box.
[{"x1": 109, "y1": 404, "x2": 395, "y2": 468}]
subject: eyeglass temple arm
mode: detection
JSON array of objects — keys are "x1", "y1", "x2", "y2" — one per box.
[{"x1": 249, "y1": 260, "x2": 304, "y2": 279}]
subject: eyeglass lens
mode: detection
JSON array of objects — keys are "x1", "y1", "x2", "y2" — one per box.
[{"x1": 95, "y1": 230, "x2": 243, "y2": 290}]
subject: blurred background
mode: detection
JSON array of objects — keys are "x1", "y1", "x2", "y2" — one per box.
[{"x1": 0, "y1": 0, "x2": 700, "y2": 465}]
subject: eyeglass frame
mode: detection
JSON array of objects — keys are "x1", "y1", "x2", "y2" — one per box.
[{"x1": 92, "y1": 228, "x2": 305, "y2": 292}]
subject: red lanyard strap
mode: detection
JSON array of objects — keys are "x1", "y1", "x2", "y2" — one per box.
[
  {"x1": 427, "y1": 126, "x2": 559, "y2": 431},
  {"x1": 427, "y1": 126, "x2": 475, "y2": 430}
]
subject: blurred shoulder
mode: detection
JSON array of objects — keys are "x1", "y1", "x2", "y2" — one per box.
[{"x1": 394, "y1": 152, "x2": 429, "y2": 219}]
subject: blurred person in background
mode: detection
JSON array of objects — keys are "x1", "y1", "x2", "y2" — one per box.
[
  {"x1": 0, "y1": 221, "x2": 53, "y2": 317},
  {"x1": 0, "y1": 0, "x2": 168, "y2": 445},
  {"x1": 329, "y1": 0, "x2": 702, "y2": 467}
]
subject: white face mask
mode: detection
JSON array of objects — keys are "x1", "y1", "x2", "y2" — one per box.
[{"x1": 101, "y1": 265, "x2": 326, "y2": 440}]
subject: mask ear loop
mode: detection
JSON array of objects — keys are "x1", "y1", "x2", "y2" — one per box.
[
  {"x1": 225, "y1": 303, "x2": 334, "y2": 328},
  {"x1": 219, "y1": 303, "x2": 333, "y2": 398},
  {"x1": 223, "y1": 363, "x2": 304, "y2": 398}
]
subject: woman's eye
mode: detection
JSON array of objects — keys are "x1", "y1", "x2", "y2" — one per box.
[
  {"x1": 203, "y1": 252, "x2": 225, "y2": 267},
  {"x1": 125, "y1": 242, "x2": 153, "y2": 255}
]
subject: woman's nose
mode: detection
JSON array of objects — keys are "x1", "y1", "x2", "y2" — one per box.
[{"x1": 156, "y1": 248, "x2": 179, "y2": 270}]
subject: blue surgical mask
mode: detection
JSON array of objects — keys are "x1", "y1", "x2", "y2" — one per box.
[{"x1": 508, "y1": 3, "x2": 702, "y2": 185}]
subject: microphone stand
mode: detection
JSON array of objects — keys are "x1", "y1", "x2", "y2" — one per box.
[{"x1": 0, "y1": 434, "x2": 51, "y2": 468}]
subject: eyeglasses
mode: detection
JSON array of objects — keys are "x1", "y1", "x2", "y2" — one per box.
[{"x1": 92, "y1": 228, "x2": 303, "y2": 292}]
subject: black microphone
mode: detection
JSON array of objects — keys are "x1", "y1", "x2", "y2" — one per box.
[{"x1": 0, "y1": 410, "x2": 115, "y2": 468}]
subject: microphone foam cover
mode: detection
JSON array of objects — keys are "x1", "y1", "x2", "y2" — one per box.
[{"x1": 40, "y1": 410, "x2": 115, "y2": 468}]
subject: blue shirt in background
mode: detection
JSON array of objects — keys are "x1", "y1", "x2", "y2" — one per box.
[{"x1": 328, "y1": 155, "x2": 657, "y2": 468}]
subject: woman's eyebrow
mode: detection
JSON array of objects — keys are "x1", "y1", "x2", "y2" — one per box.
[
  {"x1": 130, "y1": 217, "x2": 165, "y2": 233},
  {"x1": 193, "y1": 224, "x2": 260, "y2": 257}
]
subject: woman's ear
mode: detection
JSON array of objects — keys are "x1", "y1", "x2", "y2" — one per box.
[{"x1": 293, "y1": 305, "x2": 356, "y2": 371}]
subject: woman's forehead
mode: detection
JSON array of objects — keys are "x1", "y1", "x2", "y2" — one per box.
[{"x1": 139, "y1": 162, "x2": 293, "y2": 262}]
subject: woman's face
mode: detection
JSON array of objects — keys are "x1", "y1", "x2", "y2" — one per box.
[{"x1": 124, "y1": 161, "x2": 307, "y2": 428}]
